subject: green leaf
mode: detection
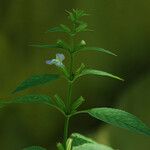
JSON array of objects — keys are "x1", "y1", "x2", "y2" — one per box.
[
  {"x1": 66, "y1": 9, "x2": 89, "y2": 22},
  {"x1": 60, "y1": 24, "x2": 71, "y2": 33},
  {"x1": 75, "y1": 63, "x2": 86, "y2": 76},
  {"x1": 88, "y1": 108, "x2": 150, "y2": 136},
  {"x1": 73, "y1": 9, "x2": 89, "y2": 18},
  {"x1": 71, "y1": 133, "x2": 94, "y2": 146},
  {"x1": 76, "y1": 23, "x2": 88, "y2": 33},
  {"x1": 47, "y1": 26, "x2": 65, "y2": 33},
  {"x1": 66, "y1": 11, "x2": 75, "y2": 22},
  {"x1": 0, "y1": 95, "x2": 53, "y2": 107},
  {"x1": 73, "y1": 143, "x2": 113, "y2": 150},
  {"x1": 74, "y1": 69, "x2": 124, "y2": 81},
  {"x1": 71, "y1": 133, "x2": 113, "y2": 150},
  {"x1": 54, "y1": 94, "x2": 66, "y2": 113},
  {"x1": 14, "y1": 95, "x2": 53, "y2": 105},
  {"x1": 74, "y1": 47, "x2": 117, "y2": 56},
  {"x1": 47, "y1": 25, "x2": 71, "y2": 35},
  {"x1": 13, "y1": 74, "x2": 59, "y2": 93},
  {"x1": 30, "y1": 40, "x2": 71, "y2": 52},
  {"x1": 71, "y1": 96, "x2": 85, "y2": 113},
  {"x1": 23, "y1": 146, "x2": 47, "y2": 150},
  {"x1": 0, "y1": 95, "x2": 67, "y2": 116}
]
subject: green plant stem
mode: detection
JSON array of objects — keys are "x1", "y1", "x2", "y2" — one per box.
[
  {"x1": 67, "y1": 80, "x2": 73, "y2": 112},
  {"x1": 66, "y1": 53, "x2": 74, "y2": 112},
  {"x1": 63, "y1": 116, "x2": 70, "y2": 148},
  {"x1": 63, "y1": 37, "x2": 74, "y2": 149}
]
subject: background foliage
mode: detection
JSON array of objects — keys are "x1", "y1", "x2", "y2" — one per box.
[{"x1": 0, "y1": 0, "x2": 150, "y2": 149}]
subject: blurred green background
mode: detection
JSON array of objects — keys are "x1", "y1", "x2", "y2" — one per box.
[{"x1": 0, "y1": 0, "x2": 150, "y2": 149}]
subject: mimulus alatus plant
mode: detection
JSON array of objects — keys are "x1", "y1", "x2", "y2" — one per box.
[{"x1": 1, "y1": 9, "x2": 150, "y2": 150}]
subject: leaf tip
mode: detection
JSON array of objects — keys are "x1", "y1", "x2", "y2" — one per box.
[
  {"x1": 120, "y1": 77, "x2": 125, "y2": 82},
  {"x1": 113, "y1": 53, "x2": 117, "y2": 57}
]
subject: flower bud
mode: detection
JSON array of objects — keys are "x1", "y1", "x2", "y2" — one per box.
[
  {"x1": 80, "y1": 40, "x2": 86, "y2": 46},
  {"x1": 57, "y1": 39, "x2": 63, "y2": 46}
]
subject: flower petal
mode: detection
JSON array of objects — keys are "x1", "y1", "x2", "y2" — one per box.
[
  {"x1": 55, "y1": 61, "x2": 64, "y2": 67},
  {"x1": 46, "y1": 59, "x2": 56, "y2": 65},
  {"x1": 46, "y1": 59, "x2": 64, "y2": 68},
  {"x1": 56, "y1": 53, "x2": 65, "y2": 62}
]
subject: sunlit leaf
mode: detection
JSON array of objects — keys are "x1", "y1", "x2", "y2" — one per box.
[
  {"x1": 71, "y1": 133, "x2": 113, "y2": 150},
  {"x1": 66, "y1": 138, "x2": 73, "y2": 150},
  {"x1": 88, "y1": 108, "x2": 150, "y2": 136},
  {"x1": 73, "y1": 143, "x2": 113, "y2": 150},
  {"x1": 74, "y1": 47, "x2": 117, "y2": 56},
  {"x1": 74, "y1": 69, "x2": 124, "y2": 81},
  {"x1": 71, "y1": 133, "x2": 93, "y2": 147},
  {"x1": 13, "y1": 74, "x2": 59, "y2": 93},
  {"x1": 23, "y1": 146, "x2": 47, "y2": 150}
]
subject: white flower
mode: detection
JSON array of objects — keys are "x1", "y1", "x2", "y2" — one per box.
[{"x1": 46, "y1": 53, "x2": 65, "y2": 68}]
